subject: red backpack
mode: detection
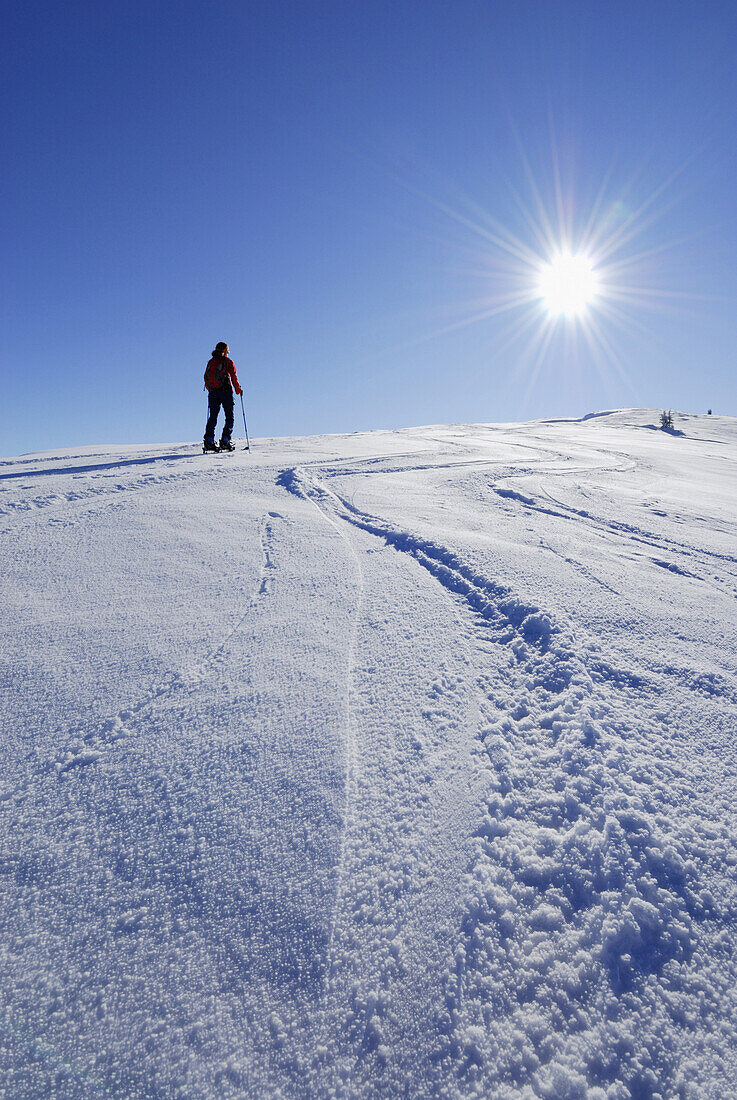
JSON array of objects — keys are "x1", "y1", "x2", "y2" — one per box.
[{"x1": 205, "y1": 357, "x2": 229, "y2": 390}]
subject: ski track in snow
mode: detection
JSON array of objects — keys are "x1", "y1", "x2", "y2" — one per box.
[
  {"x1": 0, "y1": 456, "x2": 240, "y2": 531},
  {"x1": 491, "y1": 480, "x2": 737, "y2": 605},
  {"x1": 53, "y1": 513, "x2": 282, "y2": 778},
  {"x1": 532, "y1": 483, "x2": 737, "y2": 568},
  {"x1": 286, "y1": 467, "x2": 366, "y2": 999}
]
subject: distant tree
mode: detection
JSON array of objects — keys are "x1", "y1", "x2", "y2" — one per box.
[{"x1": 660, "y1": 410, "x2": 674, "y2": 430}]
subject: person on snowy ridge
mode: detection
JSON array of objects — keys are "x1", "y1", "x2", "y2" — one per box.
[{"x1": 203, "y1": 341, "x2": 242, "y2": 452}]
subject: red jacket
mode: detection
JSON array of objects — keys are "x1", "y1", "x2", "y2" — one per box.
[{"x1": 204, "y1": 356, "x2": 242, "y2": 395}]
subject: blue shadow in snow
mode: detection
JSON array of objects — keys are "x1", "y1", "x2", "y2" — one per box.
[{"x1": 0, "y1": 454, "x2": 195, "y2": 481}]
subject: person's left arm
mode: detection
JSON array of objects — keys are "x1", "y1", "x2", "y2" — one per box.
[{"x1": 228, "y1": 359, "x2": 243, "y2": 396}]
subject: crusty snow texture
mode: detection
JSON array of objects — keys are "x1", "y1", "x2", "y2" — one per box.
[{"x1": 1, "y1": 410, "x2": 736, "y2": 1099}]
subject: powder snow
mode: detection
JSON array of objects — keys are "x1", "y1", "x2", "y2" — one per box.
[{"x1": 1, "y1": 409, "x2": 736, "y2": 1099}]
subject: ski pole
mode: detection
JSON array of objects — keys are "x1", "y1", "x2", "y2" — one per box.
[{"x1": 240, "y1": 392, "x2": 250, "y2": 451}]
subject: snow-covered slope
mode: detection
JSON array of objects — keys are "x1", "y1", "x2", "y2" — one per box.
[{"x1": 2, "y1": 409, "x2": 736, "y2": 1098}]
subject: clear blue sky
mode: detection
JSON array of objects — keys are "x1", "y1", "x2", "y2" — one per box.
[{"x1": 3, "y1": 0, "x2": 737, "y2": 454}]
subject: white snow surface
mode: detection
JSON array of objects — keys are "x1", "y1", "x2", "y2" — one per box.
[{"x1": 1, "y1": 409, "x2": 736, "y2": 1099}]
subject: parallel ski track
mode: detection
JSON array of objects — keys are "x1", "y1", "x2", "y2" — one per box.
[{"x1": 281, "y1": 464, "x2": 565, "y2": 639}]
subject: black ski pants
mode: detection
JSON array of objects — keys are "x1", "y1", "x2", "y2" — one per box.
[{"x1": 204, "y1": 386, "x2": 234, "y2": 444}]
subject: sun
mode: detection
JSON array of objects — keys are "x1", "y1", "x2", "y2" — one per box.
[
  {"x1": 398, "y1": 141, "x2": 686, "y2": 400},
  {"x1": 537, "y1": 251, "x2": 599, "y2": 318}
]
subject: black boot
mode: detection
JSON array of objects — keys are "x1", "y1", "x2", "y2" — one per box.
[
  {"x1": 203, "y1": 438, "x2": 219, "y2": 453},
  {"x1": 219, "y1": 438, "x2": 235, "y2": 452}
]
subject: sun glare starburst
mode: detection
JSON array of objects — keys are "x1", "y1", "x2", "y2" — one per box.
[
  {"x1": 386, "y1": 137, "x2": 692, "y2": 407},
  {"x1": 537, "y1": 251, "x2": 599, "y2": 317},
  {"x1": 401, "y1": 142, "x2": 694, "y2": 408}
]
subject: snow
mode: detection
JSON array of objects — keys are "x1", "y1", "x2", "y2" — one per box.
[{"x1": 1, "y1": 408, "x2": 736, "y2": 1098}]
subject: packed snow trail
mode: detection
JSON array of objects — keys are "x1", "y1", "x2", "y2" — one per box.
[{"x1": 1, "y1": 411, "x2": 736, "y2": 1098}]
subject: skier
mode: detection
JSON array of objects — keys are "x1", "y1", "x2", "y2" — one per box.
[{"x1": 203, "y1": 342, "x2": 243, "y2": 452}]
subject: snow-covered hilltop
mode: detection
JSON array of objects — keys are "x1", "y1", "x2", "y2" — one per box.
[{"x1": 2, "y1": 409, "x2": 736, "y2": 1098}]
